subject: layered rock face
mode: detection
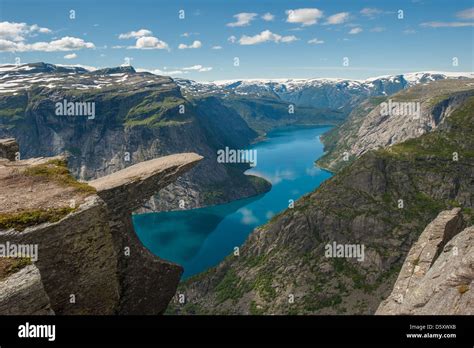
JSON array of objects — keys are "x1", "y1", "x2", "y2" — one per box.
[
  {"x1": 0, "y1": 138, "x2": 18, "y2": 161},
  {"x1": 318, "y1": 79, "x2": 474, "y2": 172},
  {"x1": 89, "y1": 153, "x2": 203, "y2": 314},
  {"x1": 0, "y1": 63, "x2": 269, "y2": 213},
  {"x1": 0, "y1": 265, "x2": 54, "y2": 315},
  {"x1": 377, "y1": 209, "x2": 473, "y2": 315},
  {"x1": 0, "y1": 139, "x2": 202, "y2": 314}
]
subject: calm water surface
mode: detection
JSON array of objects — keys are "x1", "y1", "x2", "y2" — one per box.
[{"x1": 133, "y1": 126, "x2": 333, "y2": 278}]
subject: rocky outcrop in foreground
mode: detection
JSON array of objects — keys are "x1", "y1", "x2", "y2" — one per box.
[
  {"x1": 377, "y1": 208, "x2": 473, "y2": 315},
  {"x1": 0, "y1": 139, "x2": 202, "y2": 314},
  {"x1": 0, "y1": 138, "x2": 18, "y2": 161},
  {"x1": 0, "y1": 265, "x2": 54, "y2": 315}
]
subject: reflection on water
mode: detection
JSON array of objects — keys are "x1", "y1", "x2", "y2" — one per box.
[
  {"x1": 133, "y1": 194, "x2": 262, "y2": 265},
  {"x1": 133, "y1": 126, "x2": 333, "y2": 278}
]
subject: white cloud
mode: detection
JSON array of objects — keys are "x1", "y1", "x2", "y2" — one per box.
[
  {"x1": 118, "y1": 29, "x2": 152, "y2": 39},
  {"x1": 0, "y1": 21, "x2": 51, "y2": 42},
  {"x1": 262, "y1": 13, "x2": 275, "y2": 21},
  {"x1": 456, "y1": 7, "x2": 474, "y2": 19},
  {"x1": 0, "y1": 36, "x2": 95, "y2": 52},
  {"x1": 286, "y1": 8, "x2": 323, "y2": 26},
  {"x1": 130, "y1": 36, "x2": 169, "y2": 50},
  {"x1": 183, "y1": 65, "x2": 203, "y2": 70},
  {"x1": 198, "y1": 67, "x2": 212, "y2": 72},
  {"x1": 64, "y1": 53, "x2": 77, "y2": 59},
  {"x1": 239, "y1": 30, "x2": 297, "y2": 45},
  {"x1": 211, "y1": 45, "x2": 222, "y2": 50},
  {"x1": 228, "y1": 35, "x2": 237, "y2": 43},
  {"x1": 420, "y1": 21, "x2": 474, "y2": 28},
  {"x1": 324, "y1": 12, "x2": 350, "y2": 25},
  {"x1": 182, "y1": 64, "x2": 212, "y2": 72},
  {"x1": 360, "y1": 8, "x2": 383, "y2": 18},
  {"x1": 227, "y1": 13, "x2": 258, "y2": 27},
  {"x1": 138, "y1": 68, "x2": 184, "y2": 76},
  {"x1": 308, "y1": 38, "x2": 324, "y2": 44},
  {"x1": 349, "y1": 27, "x2": 363, "y2": 34},
  {"x1": 178, "y1": 40, "x2": 202, "y2": 49},
  {"x1": 138, "y1": 64, "x2": 212, "y2": 76}
]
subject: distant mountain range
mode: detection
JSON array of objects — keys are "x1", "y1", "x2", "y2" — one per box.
[{"x1": 176, "y1": 71, "x2": 473, "y2": 110}]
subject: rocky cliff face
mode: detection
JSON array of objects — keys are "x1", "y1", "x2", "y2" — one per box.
[
  {"x1": 0, "y1": 265, "x2": 54, "y2": 315},
  {"x1": 170, "y1": 85, "x2": 474, "y2": 315},
  {"x1": 0, "y1": 63, "x2": 270, "y2": 212},
  {"x1": 377, "y1": 208, "x2": 472, "y2": 315},
  {"x1": 0, "y1": 138, "x2": 18, "y2": 161},
  {"x1": 0, "y1": 139, "x2": 202, "y2": 314},
  {"x1": 317, "y1": 79, "x2": 474, "y2": 172}
]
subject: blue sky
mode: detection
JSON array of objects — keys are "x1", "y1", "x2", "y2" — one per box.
[{"x1": 0, "y1": 0, "x2": 472, "y2": 80}]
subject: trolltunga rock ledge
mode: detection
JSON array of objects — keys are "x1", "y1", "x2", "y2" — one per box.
[
  {"x1": 89, "y1": 153, "x2": 203, "y2": 214},
  {"x1": 0, "y1": 138, "x2": 203, "y2": 315}
]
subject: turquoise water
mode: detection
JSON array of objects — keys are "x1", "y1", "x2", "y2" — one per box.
[{"x1": 133, "y1": 126, "x2": 333, "y2": 279}]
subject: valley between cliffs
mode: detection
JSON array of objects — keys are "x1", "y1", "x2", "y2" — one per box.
[{"x1": 169, "y1": 79, "x2": 474, "y2": 315}]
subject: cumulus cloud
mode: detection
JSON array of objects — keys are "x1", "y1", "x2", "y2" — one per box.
[
  {"x1": 456, "y1": 7, "x2": 474, "y2": 19},
  {"x1": 324, "y1": 12, "x2": 350, "y2": 25},
  {"x1": 227, "y1": 12, "x2": 257, "y2": 27},
  {"x1": 119, "y1": 28, "x2": 169, "y2": 50},
  {"x1": 286, "y1": 8, "x2": 323, "y2": 26},
  {"x1": 211, "y1": 45, "x2": 222, "y2": 50},
  {"x1": 228, "y1": 35, "x2": 237, "y2": 43},
  {"x1": 262, "y1": 13, "x2": 275, "y2": 21},
  {"x1": 308, "y1": 38, "x2": 324, "y2": 44},
  {"x1": 178, "y1": 40, "x2": 202, "y2": 49},
  {"x1": 130, "y1": 36, "x2": 169, "y2": 50},
  {"x1": 64, "y1": 53, "x2": 77, "y2": 59},
  {"x1": 0, "y1": 21, "x2": 51, "y2": 42},
  {"x1": 349, "y1": 27, "x2": 363, "y2": 34},
  {"x1": 118, "y1": 29, "x2": 152, "y2": 39},
  {"x1": 239, "y1": 30, "x2": 297, "y2": 45},
  {"x1": 420, "y1": 21, "x2": 474, "y2": 28},
  {"x1": 0, "y1": 36, "x2": 95, "y2": 52}
]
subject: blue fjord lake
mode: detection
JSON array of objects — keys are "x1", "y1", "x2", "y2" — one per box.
[{"x1": 133, "y1": 126, "x2": 333, "y2": 279}]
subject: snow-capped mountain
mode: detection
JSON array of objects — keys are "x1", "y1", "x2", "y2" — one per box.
[
  {"x1": 0, "y1": 62, "x2": 174, "y2": 94},
  {"x1": 177, "y1": 71, "x2": 473, "y2": 110},
  {"x1": 1, "y1": 62, "x2": 472, "y2": 112}
]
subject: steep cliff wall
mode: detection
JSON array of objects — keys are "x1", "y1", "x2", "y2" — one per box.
[
  {"x1": 318, "y1": 79, "x2": 474, "y2": 172},
  {"x1": 0, "y1": 139, "x2": 202, "y2": 314},
  {"x1": 0, "y1": 64, "x2": 269, "y2": 213},
  {"x1": 377, "y1": 209, "x2": 472, "y2": 315},
  {"x1": 0, "y1": 265, "x2": 54, "y2": 315}
]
